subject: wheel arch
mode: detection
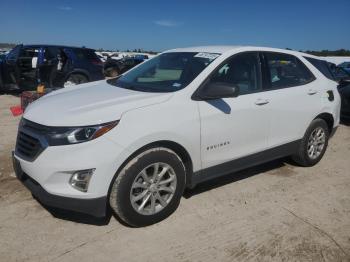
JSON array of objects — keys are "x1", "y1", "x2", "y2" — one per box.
[
  {"x1": 314, "y1": 112, "x2": 334, "y2": 134},
  {"x1": 65, "y1": 69, "x2": 90, "y2": 82},
  {"x1": 109, "y1": 140, "x2": 194, "y2": 195}
]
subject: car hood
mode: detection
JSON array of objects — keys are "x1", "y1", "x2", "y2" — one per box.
[{"x1": 24, "y1": 80, "x2": 172, "y2": 126}]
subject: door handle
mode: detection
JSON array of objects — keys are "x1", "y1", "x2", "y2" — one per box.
[
  {"x1": 255, "y1": 99, "x2": 269, "y2": 106},
  {"x1": 307, "y1": 89, "x2": 318, "y2": 95}
]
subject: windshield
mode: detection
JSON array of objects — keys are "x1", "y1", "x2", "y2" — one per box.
[{"x1": 108, "y1": 52, "x2": 220, "y2": 92}]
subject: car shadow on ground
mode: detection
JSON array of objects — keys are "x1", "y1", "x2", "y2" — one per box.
[
  {"x1": 34, "y1": 158, "x2": 290, "y2": 226},
  {"x1": 340, "y1": 119, "x2": 350, "y2": 126},
  {"x1": 38, "y1": 203, "x2": 113, "y2": 226},
  {"x1": 183, "y1": 158, "x2": 288, "y2": 198}
]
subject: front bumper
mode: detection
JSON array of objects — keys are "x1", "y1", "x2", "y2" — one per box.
[
  {"x1": 13, "y1": 152, "x2": 107, "y2": 217},
  {"x1": 13, "y1": 127, "x2": 132, "y2": 217},
  {"x1": 22, "y1": 172, "x2": 107, "y2": 217}
]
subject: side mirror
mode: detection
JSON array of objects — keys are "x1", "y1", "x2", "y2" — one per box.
[{"x1": 196, "y1": 82, "x2": 239, "y2": 100}]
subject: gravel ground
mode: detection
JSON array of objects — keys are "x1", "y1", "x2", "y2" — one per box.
[{"x1": 0, "y1": 94, "x2": 349, "y2": 262}]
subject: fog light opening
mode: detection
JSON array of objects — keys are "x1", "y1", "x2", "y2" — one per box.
[{"x1": 69, "y1": 169, "x2": 95, "y2": 192}]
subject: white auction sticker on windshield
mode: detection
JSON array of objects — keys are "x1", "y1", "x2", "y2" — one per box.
[{"x1": 194, "y1": 52, "x2": 220, "y2": 60}]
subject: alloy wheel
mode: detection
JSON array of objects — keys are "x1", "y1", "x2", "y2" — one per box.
[
  {"x1": 307, "y1": 127, "x2": 326, "y2": 159},
  {"x1": 130, "y1": 162, "x2": 177, "y2": 215}
]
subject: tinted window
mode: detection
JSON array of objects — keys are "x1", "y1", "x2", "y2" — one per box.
[
  {"x1": 264, "y1": 52, "x2": 315, "y2": 89},
  {"x1": 304, "y1": 56, "x2": 334, "y2": 80},
  {"x1": 209, "y1": 52, "x2": 261, "y2": 95},
  {"x1": 73, "y1": 49, "x2": 98, "y2": 61},
  {"x1": 339, "y1": 62, "x2": 350, "y2": 68},
  {"x1": 47, "y1": 47, "x2": 60, "y2": 59},
  {"x1": 20, "y1": 47, "x2": 38, "y2": 58}
]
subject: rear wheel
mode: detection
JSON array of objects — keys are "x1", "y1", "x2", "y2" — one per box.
[
  {"x1": 109, "y1": 148, "x2": 186, "y2": 227},
  {"x1": 104, "y1": 66, "x2": 120, "y2": 77},
  {"x1": 292, "y1": 119, "x2": 329, "y2": 167},
  {"x1": 64, "y1": 73, "x2": 88, "y2": 87}
]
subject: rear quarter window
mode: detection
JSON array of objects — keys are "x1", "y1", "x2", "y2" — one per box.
[
  {"x1": 73, "y1": 48, "x2": 98, "y2": 61},
  {"x1": 304, "y1": 56, "x2": 335, "y2": 80}
]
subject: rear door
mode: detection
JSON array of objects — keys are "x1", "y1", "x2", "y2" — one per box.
[
  {"x1": 260, "y1": 52, "x2": 320, "y2": 147},
  {"x1": 71, "y1": 48, "x2": 104, "y2": 81}
]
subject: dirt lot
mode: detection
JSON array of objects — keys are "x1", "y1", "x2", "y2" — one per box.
[{"x1": 0, "y1": 94, "x2": 349, "y2": 262}]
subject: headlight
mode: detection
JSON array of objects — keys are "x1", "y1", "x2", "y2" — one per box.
[{"x1": 46, "y1": 120, "x2": 119, "y2": 146}]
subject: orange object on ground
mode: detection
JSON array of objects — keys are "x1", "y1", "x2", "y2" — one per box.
[
  {"x1": 37, "y1": 84, "x2": 45, "y2": 94},
  {"x1": 10, "y1": 106, "x2": 23, "y2": 116}
]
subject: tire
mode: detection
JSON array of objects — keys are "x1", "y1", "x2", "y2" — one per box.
[
  {"x1": 104, "y1": 66, "x2": 120, "y2": 77},
  {"x1": 109, "y1": 147, "x2": 186, "y2": 227},
  {"x1": 292, "y1": 119, "x2": 329, "y2": 167},
  {"x1": 64, "y1": 73, "x2": 88, "y2": 87}
]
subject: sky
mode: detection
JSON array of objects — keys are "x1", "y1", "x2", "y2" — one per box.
[{"x1": 0, "y1": 0, "x2": 349, "y2": 52}]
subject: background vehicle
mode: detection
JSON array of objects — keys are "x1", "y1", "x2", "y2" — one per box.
[
  {"x1": 327, "y1": 62, "x2": 350, "y2": 120},
  {"x1": 338, "y1": 81, "x2": 350, "y2": 121},
  {"x1": 110, "y1": 53, "x2": 128, "y2": 61},
  {"x1": 13, "y1": 46, "x2": 340, "y2": 227},
  {"x1": 104, "y1": 56, "x2": 147, "y2": 77},
  {"x1": 95, "y1": 52, "x2": 107, "y2": 63},
  {"x1": 332, "y1": 66, "x2": 350, "y2": 81},
  {"x1": 338, "y1": 61, "x2": 350, "y2": 73},
  {"x1": 334, "y1": 67, "x2": 350, "y2": 121},
  {"x1": 0, "y1": 44, "x2": 104, "y2": 91},
  {"x1": 134, "y1": 54, "x2": 149, "y2": 60}
]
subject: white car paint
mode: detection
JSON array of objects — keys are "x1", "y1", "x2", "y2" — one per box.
[
  {"x1": 25, "y1": 80, "x2": 173, "y2": 126},
  {"x1": 14, "y1": 46, "x2": 341, "y2": 209}
]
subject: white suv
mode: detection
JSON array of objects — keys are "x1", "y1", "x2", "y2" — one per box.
[{"x1": 13, "y1": 46, "x2": 340, "y2": 226}]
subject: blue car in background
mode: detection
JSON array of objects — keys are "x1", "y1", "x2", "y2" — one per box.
[
  {"x1": 338, "y1": 62, "x2": 350, "y2": 73},
  {"x1": 0, "y1": 44, "x2": 104, "y2": 92}
]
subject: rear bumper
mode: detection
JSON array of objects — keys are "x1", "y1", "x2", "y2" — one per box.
[{"x1": 18, "y1": 171, "x2": 107, "y2": 217}]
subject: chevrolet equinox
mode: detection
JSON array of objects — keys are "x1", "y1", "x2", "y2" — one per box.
[{"x1": 13, "y1": 46, "x2": 341, "y2": 226}]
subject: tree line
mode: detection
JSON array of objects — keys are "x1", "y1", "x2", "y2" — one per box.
[{"x1": 1, "y1": 43, "x2": 350, "y2": 56}]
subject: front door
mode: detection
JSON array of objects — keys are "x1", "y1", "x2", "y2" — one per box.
[{"x1": 198, "y1": 52, "x2": 270, "y2": 170}]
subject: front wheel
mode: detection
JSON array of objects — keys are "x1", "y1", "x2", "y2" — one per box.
[
  {"x1": 292, "y1": 119, "x2": 329, "y2": 167},
  {"x1": 109, "y1": 148, "x2": 186, "y2": 227}
]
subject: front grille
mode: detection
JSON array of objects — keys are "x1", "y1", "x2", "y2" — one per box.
[
  {"x1": 15, "y1": 119, "x2": 47, "y2": 161},
  {"x1": 16, "y1": 132, "x2": 42, "y2": 160}
]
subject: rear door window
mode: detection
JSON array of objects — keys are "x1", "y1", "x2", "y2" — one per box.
[
  {"x1": 263, "y1": 52, "x2": 315, "y2": 89},
  {"x1": 72, "y1": 48, "x2": 101, "y2": 66},
  {"x1": 73, "y1": 49, "x2": 98, "y2": 61}
]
